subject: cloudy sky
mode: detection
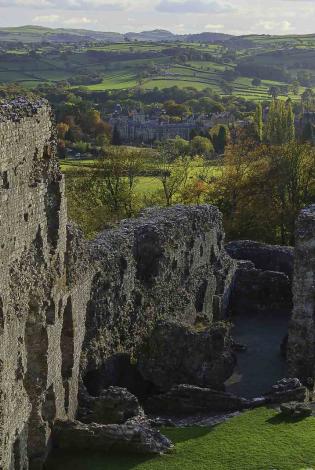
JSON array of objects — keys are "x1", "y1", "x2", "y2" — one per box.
[{"x1": 0, "y1": 0, "x2": 314, "y2": 35}]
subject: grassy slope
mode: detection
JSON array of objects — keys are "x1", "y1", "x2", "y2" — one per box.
[
  {"x1": 0, "y1": 40, "x2": 314, "y2": 100},
  {"x1": 82, "y1": 56, "x2": 308, "y2": 100},
  {"x1": 0, "y1": 37, "x2": 314, "y2": 100},
  {"x1": 46, "y1": 407, "x2": 315, "y2": 470}
]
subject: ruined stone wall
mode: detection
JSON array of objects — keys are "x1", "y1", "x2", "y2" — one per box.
[
  {"x1": 82, "y1": 205, "x2": 236, "y2": 380},
  {"x1": 288, "y1": 205, "x2": 315, "y2": 382},
  {"x1": 226, "y1": 241, "x2": 293, "y2": 315},
  {"x1": 0, "y1": 99, "x2": 236, "y2": 469},
  {"x1": 0, "y1": 99, "x2": 92, "y2": 470}
]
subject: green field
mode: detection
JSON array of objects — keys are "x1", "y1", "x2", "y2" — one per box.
[
  {"x1": 61, "y1": 158, "x2": 221, "y2": 197},
  {"x1": 46, "y1": 407, "x2": 315, "y2": 470},
  {"x1": 1, "y1": 35, "x2": 315, "y2": 101}
]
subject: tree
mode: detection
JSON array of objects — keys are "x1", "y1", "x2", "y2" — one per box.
[
  {"x1": 190, "y1": 136, "x2": 214, "y2": 157},
  {"x1": 167, "y1": 136, "x2": 190, "y2": 157},
  {"x1": 252, "y1": 78, "x2": 262, "y2": 86},
  {"x1": 157, "y1": 143, "x2": 192, "y2": 206},
  {"x1": 164, "y1": 100, "x2": 188, "y2": 117},
  {"x1": 291, "y1": 80, "x2": 300, "y2": 95},
  {"x1": 254, "y1": 103, "x2": 263, "y2": 142},
  {"x1": 268, "y1": 86, "x2": 281, "y2": 99},
  {"x1": 221, "y1": 81, "x2": 233, "y2": 95},
  {"x1": 286, "y1": 100, "x2": 295, "y2": 143},
  {"x1": 264, "y1": 100, "x2": 295, "y2": 145},
  {"x1": 301, "y1": 88, "x2": 315, "y2": 111},
  {"x1": 111, "y1": 125, "x2": 121, "y2": 146},
  {"x1": 93, "y1": 147, "x2": 145, "y2": 217},
  {"x1": 57, "y1": 122, "x2": 70, "y2": 140},
  {"x1": 207, "y1": 141, "x2": 315, "y2": 245},
  {"x1": 211, "y1": 125, "x2": 229, "y2": 154}
]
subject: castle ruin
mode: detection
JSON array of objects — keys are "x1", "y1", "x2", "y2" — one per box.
[{"x1": 0, "y1": 98, "x2": 313, "y2": 469}]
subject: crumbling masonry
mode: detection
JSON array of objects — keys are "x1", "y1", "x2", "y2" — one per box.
[
  {"x1": 0, "y1": 99, "x2": 236, "y2": 469},
  {"x1": 0, "y1": 99, "x2": 93, "y2": 469},
  {"x1": 0, "y1": 99, "x2": 313, "y2": 469},
  {"x1": 287, "y1": 206, "x2": 315, "y2": 381}
]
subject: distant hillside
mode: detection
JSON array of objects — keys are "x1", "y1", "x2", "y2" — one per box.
[
  {"x1": 0, "y1": 25, "x2": 123, "y2": 43},
  {"x1": 2, "y1": 26, "x2": 315, "y2": 47},
  {"x1": 0, "y1": 26, "x2": 234, "y2": 44},
  {"x1": 125, "y1": 29, "x2": 176, "y2": 42},
  {"x1": 184, "y1": 32, "x2": 233, "y2": 43}
]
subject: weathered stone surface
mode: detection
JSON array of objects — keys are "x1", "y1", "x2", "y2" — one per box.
[
  {"x1": 78, "y1": 386, "x2": 143, "y2": 425},
  {"x1": 137, "y1": 320, "x2": 236, "y2": 392},
  {"x1": 5, "y1": 98, "x2": 307, "y2": 469},
  {"x1": 145, "y1": 384, "x2": 251, "y2": 415},
  {"x1": 52, "y1": 419, "x2": 173, "y2": 455},
  {"x1": 225, "y1": 240, "x2": 294, "y2": 278},
  {"x1": 226, "y1": 241, "x2": 293, "y2": 314},
  {"x1": 264, "y1": 378, "x2": 307, "y2": 404},
  {"x1": 280, "y1": 401, "x2": 312, "y2": 418},
  {"x1": 229, "y1": 267, "x2": 292, "y2": 314},
  {"x1": 0, "y1": 99, "x2": 94, "y2": 470},
  {"x1": 82, "y1": 204, "x2": 236, "y2": 384},
  {"x1": 287, "y1": 206, "x2": 315, "y2": 382},
  {"x1": 81, "y1": 353, "x2": 152, "y2": 400},
  {"x1": 0, "y1": 99, "x2": 239, "y2": 470}
]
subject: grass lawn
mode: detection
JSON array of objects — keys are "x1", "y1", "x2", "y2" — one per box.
[{"x1": 46, "y1": 407, "x2": 315, "y2": 470}]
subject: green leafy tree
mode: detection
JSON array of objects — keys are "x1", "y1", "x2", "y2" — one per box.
[
  {"x1": 286, "y1": 101, "x2": 295, "y2": 143},
  {"x1": 269, "y1": 86, "x2": 281, "y2": 99},
  {"x1": 190, "y1": 136, "x2": 214, "y2": 157},
  {"x1": 254, "y1": 103, "x2": 263, "y2": 143},
  {"x1": 111, "y1": 125, "x2": 122, "y2": 146},
  {"x1": 291, "y1": 80, "x2": 300, "y2": 95},
  {"x1": 208, "y1": 141, "x2": 314, "y2": 245},
  {"x1": 264, "y1": 100, "x2": 295, "y2": 145},
  {"x1": 301, "y1": 88, "x2": 315, "y2": 111},
  {"x1": 157, "y1": 143, "x2": 192, "y2": 206},
  {"x1": 211, "y1": 125, "x2": 229, "y2": 154}
]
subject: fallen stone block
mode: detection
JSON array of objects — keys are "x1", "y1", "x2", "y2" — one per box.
[
  {"x1": 264, "y1": 378, "x2": 307, "y2": 404},
  {"x1": 145, "y1": 384, "x2": 251, "y2": 415},
  {"x1": 52, "y1": 419, "x2": 173, "y2": 455},
  {"x1": 280, "y1": 401, "x2": 312, "y2": 418},
  {"x1": 78, "y1": 386, "x2": 143, "y2": 425}
]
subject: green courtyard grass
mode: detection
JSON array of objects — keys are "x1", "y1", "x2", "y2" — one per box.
[{"x1": 46, "y1": 407, "x2": 315, "y2": 470}]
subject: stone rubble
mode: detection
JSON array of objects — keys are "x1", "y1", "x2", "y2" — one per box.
[{"x1": 52, "y1": 419, "x2": 173, "y2": 455}]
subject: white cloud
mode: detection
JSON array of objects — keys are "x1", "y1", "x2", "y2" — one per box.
[
  {"x1": 156, "y1": 0, "x2": 233, "y2": 14},
  {"x1": 0, "y1": 0, "x2": 54, "y2": 6},
  {"x1": 257, "y1": 19, "x2": 293, "y2": 32},
  {"x1": 33, "y1": 14, "x2": 59, "y2": 22},
  {"x1": 205, "y1": 23, "x2": 224, "y2": 29},
  {"x1": 0, "y1": 0, "x2": 314, "y2": 35},
  {"x1": 32, "y1": 12, "x2": 97, "y2": 26},
  {"x1": 63, "y1": 16, "x2": 95, "y2": 24},
  {"x1": 0, "y1": 0, "x2": 126, "y2": 9}
]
